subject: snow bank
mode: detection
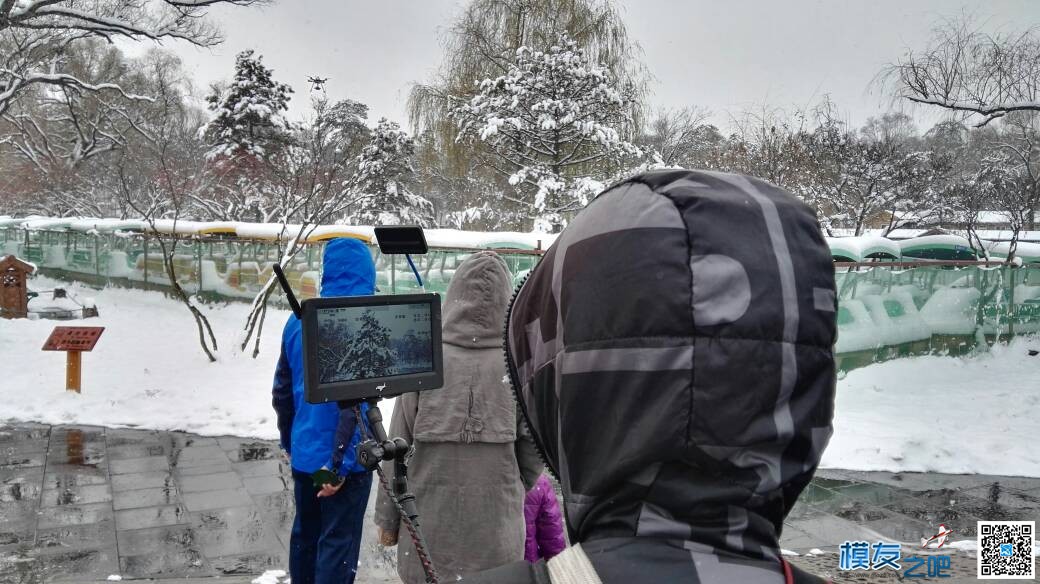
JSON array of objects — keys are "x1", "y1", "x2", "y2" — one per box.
[
  {"x1": 835, "y1": 299, "x2": 883, "y2": 354},
  {"x1": 822, "y1": 336, "x2": 1040, "y2": 476},
  {"x1": 0, "y1": 277, "x2": 291, "y2": 439},
  {"x1": 920, "y1": 288, "x2": 980, "y2": 335},
  {"x1": 0, "y1": 276, "x2": 398, "y2": 440}
]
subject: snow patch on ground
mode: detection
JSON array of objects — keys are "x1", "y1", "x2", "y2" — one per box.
[
  {"x1": 251, "y1": 570, "x2": 288, "y2": 584},
  {"x1": 0, "y1": 278, "x2": 293, "y2": 439},
  {"x1": 0, "y1": 277, "x2": 394, "y2": 440},
  {"x1": 822, "y1": 336, "x2": 1040, "y2": 477}
]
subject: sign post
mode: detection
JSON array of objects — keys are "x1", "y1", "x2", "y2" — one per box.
[{"x1": 42, "y1": 326, "x2": 105, "y2": 393}]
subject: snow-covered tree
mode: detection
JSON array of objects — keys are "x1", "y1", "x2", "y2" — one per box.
[
  {"x1": 113, "y1": 53, "x2": 220, "y2": 362},
  {"x1": 341, "y1": 310, "x2": 396, "y2": 379},
  {"x1": 892, "y1": 19, "x2": 1040, "y2": 127},
  {"x1": 239, "y1": 96, "x2": 373, "y2": 357},
  {"x1": 409, "y1": 0, "x2": 642, "y2": 167},
  {"x1": 202, "y1": 50, "x2": 293, "y2": 161},
  {"x1": 802, "y1": 103, "x2": 933, "y2": 235},
  {"x1": 349, "y1": 118, "x2": 433, "y2": 226},
  {"x1": 638, "y1": 106, "x2": 717, "y2": 168},
  {"x1": 0, "y1": 0, "x2": 260, "y2": 117},
  {"x1": 973, "y1": 113, "x2": 1040, "y2": 259},
  {"x1": 721, "y1": 105, "x2": 815, "y2": 197},
  {"x1": 451, "y1": 35, "x2": 641, "y2": 231}
]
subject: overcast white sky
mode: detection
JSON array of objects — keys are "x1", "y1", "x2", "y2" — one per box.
[{"x1": 168, "y1": 0, "x2": 1040, "y2": 132}]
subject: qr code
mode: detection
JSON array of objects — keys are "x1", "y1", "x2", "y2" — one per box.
[{"x1": 978, "y1": 521, "x2": 1034, "y2": 579}]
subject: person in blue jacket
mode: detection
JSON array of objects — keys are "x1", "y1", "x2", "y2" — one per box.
[{"x1": 272, "y1": 237, "x2": 375, "y2": 584}]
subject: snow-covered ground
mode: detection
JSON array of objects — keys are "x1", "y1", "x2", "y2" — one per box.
[
  {"x1": 1, "y1": 277, "x2": 1038, "y2": 477},
  {"x1": 822, "y1": 336, "x2": 1040, "y2": 476},
  {"x1": 0, "y1": 277, "x2": 293, "y2": 439}
]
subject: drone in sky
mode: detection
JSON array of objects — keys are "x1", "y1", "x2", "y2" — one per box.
[{"x1": 307, "y1": 76, "x2": 329, "y2": 92}]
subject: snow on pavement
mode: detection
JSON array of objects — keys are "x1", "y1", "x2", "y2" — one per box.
[
  {"x1": 822, "y1": 336, "x2": 1040, "y2": 477},
  {"x1": 1, "y1": 277, "x2": 1038, "y2": 477}
]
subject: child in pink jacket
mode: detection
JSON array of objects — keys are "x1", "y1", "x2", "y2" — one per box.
[{"x1": 523, "y1": 474, "x2": 566, "y2": 562}]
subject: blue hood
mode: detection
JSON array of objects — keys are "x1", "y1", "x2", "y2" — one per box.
[
  {"x1": 273, "y1": 237, "x2": 377, "y2": 475},
  {"x1": 321, "y1": 238, "x2": 375, "y2": 297}
]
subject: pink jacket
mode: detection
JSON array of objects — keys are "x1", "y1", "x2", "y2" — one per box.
[{"x1": 523, "y1": 475, "x2": 566, "y2": 562}]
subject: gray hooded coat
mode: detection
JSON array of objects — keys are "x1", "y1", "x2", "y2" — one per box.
[
  {"x1": 466, "y1": 170, "x2": 836, "y2": 583},
  {"x1": 374, "y1": 251, "x2": 543, "y2": 584}
]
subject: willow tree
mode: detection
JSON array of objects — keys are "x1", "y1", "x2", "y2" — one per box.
[{"x1": 408, "y1": 0, "x2": 645, "y2": 206}]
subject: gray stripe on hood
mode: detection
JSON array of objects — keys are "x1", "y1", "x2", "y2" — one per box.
[
  {"x1": 560, "y1": 346, "x2": 694, "y2": 375},
  {"x1": 709, "y1": 172, "x2": 800, "y2": 495},
  {"x1": 637, "y1": 502, "x2": 692, "y2": 539}
]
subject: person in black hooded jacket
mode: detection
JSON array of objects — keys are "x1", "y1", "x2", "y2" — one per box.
[{"x1": 465, "y1": 169, "x2": 837, "y2": 584}]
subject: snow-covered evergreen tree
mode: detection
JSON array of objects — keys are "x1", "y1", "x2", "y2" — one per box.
[
  {"x1": 451, "y1": 35, "x2": 641, "y2": 231},
  {"x1": 202, "y1": 50, "x2": 294, "y2": 160},
  {"x1": 350, "y1": 118, "x2": 434, "y2": 226},
  {"x1": 340, "y1": 310, "x2": 397, "y2": 379}
]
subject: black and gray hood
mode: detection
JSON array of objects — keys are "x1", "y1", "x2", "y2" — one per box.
[{"x1": 504, "y1": 169, "x2": 838, "y2": 561}]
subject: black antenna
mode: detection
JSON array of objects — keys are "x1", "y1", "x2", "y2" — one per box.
[{"x1": 273, "y1": 264, "x2": 302, "y2": 319}]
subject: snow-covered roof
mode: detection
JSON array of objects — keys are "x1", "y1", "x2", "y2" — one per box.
[
  {"x1": 972, "y1": 229, "x2": 1040, "y2": 242},
  {"x1": 68, "y1": 218, "x2": 147, "y2": 233},
  {"x1": 21, "y1": 217, "x2": 75, "y2": 231},
  {"x1": 233, "y1": 222, "x2": 304, "y2": 240},
  {"x1": 885, "y1": 229, "x2": 928, "y2": 240},
  {"x1": 0, "y1": 254, "x2": 37, "y2": 272},
  {"x1": 887, "y1": 228, "x2": 1040, "y2": 243},
  {"x1": 195, "y1": 221, "x2": 239, "y2": 235},
  {"x1": 983, "y1": 240, "x2": 1040, "y2": 263},
  {"x1": 149, "y1": 219, "x2": 209, "y2": 236},
  {"x1": 304, "y1": 225, "x2": 374, "y2": 244},
  {"x1": 825, "y1": 235, "x2": 901, "y2": 262},
  {"x1": 898, "y1": 234, "x2": 978, "y2": 260},
  {"x1": 424, "y1": 229, "x2": 555, "y2": 250},
  {"x1": 975, "y1": 210, "x2": 1012, "y2": 225}
]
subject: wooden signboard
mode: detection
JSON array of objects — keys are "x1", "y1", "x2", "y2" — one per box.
[
  {"x1": 42, "y1": 326, "x2": 105, "y2": 393},
  {"x1": 42, "y1": 327, "x2": 105, "y2": 352}
]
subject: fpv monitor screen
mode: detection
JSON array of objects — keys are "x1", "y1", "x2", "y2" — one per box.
[{"x1": 302, "y1": 293, "x2": 443, "y2": 403}]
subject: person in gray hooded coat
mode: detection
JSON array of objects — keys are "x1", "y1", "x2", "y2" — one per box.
[{"x1": 374, "y1": 251, "x2": 543, "y2": 584}]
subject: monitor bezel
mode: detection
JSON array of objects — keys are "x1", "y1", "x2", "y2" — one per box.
[{"x1": 301, "y1": 293, "x2": 443, "y2": 404}]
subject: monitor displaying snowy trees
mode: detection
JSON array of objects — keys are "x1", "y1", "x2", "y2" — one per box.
[
  {"x1": 301, "y1": 294, "x2": 442, "y2": 403},
  {"x1": 316, "y1": 304, "x2": 433, "y2": 384}
]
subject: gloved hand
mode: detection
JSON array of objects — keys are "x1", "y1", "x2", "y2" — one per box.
[{"x1": 317, "y1": 481, "x2": 343, "y2": 498}]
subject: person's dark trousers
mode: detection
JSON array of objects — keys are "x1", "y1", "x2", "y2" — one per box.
[{"x1": 290, "y1": 470, "x2": 373, "y2": 584}]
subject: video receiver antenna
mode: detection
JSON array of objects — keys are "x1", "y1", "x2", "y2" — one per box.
[{"x1": 272, "y1": 263, "x2": 302, "y2": 319}]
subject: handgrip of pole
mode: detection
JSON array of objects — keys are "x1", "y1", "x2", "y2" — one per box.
[{"x1": 272, "y1": 263, "x2": 302, "y2": 319}]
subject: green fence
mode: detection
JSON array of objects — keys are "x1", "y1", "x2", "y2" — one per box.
[
  {"x1": 834, "y1": 264, "x2": 1040, "y2": 370},
  {"x1": 5, "y1": 227, "x2": 1038, "y2": 372}
]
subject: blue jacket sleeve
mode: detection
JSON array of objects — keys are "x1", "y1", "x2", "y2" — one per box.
[
  {"x1": 272, "y1": 346, "x2": 295, "y2": 455},
  {"x1": 329, "y1": 407, "x2": 358, "y2": 476},
  {"x1": 328, "y1": 402, "x2": 372, "y2": 476}
]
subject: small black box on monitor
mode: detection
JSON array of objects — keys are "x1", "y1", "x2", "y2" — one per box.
[{"x1": 300, "y1": 293, "x2": 443, "y2": 403}]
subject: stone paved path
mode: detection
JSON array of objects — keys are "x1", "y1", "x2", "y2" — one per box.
[
  {"x1": 2, "y1": 423, "x2": 1038, "y2": 583},
  {"x1": 0, "y1": 424, "x2": 397, "y2": 584}
]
